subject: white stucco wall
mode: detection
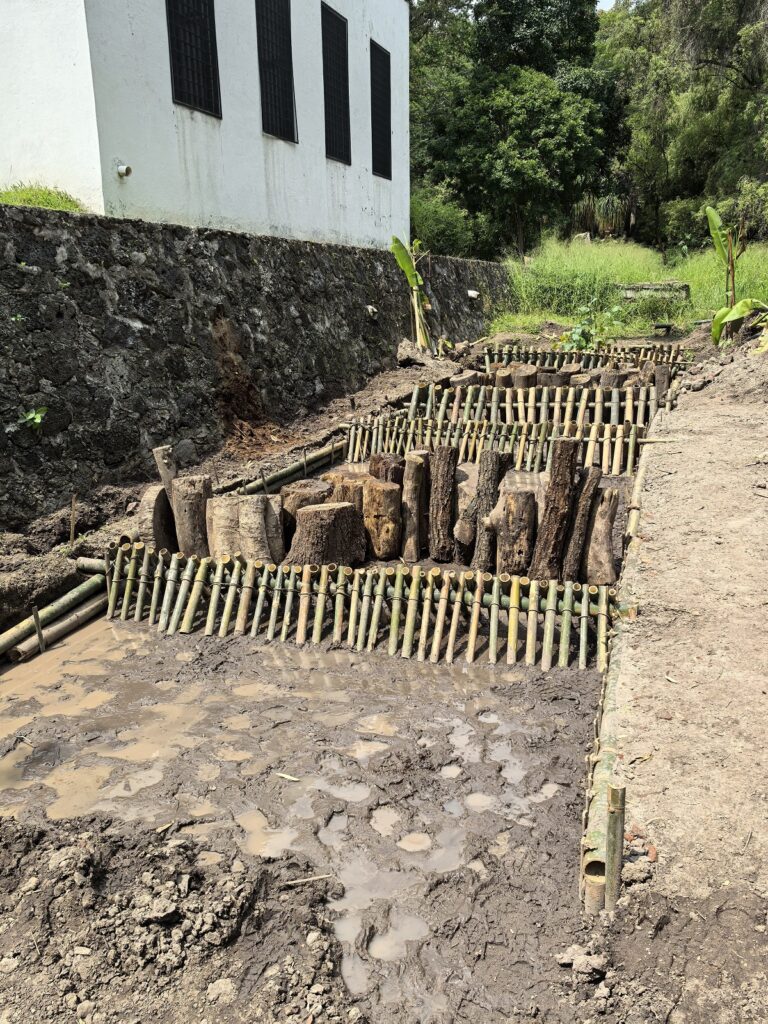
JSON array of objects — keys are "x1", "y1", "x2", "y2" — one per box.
[
  {"x1": 0, "y1": 0, "x2": 104, "y2": 211},
  {"x1": 83, "y1": 0, "x2": 409, "y2": 248}
]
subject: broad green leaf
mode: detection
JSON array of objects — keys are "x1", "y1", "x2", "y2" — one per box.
[
  {"x1": 711, "y1": 305, "x2": 730, "y2": 344},
  {"x1": 706, "y1": 206, "x2": 729, "y2": 267},
  {"x1": 721, "y1": 298, "x2": 768, "y2": 324},
  {"x1": 391, "y1": 237, "x2": 419, "y2": 289}
]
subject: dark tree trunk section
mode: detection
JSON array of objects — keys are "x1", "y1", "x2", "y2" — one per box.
[
  {"x1": 538, "y1": 371, "x2": 570, "y2": 388},
  {"x1": 453, "y1": 495, "x2": 477, "y2": 565},
  {"x1": 152, "y1": 446, "x2": 178, "y2": 507},
  {"x1": 514, "y1": 365, "x2": 538, "y2": 389},
  {"x1": 429, "y1": 445, "x2": 458, "y2": 562},
  {"x1": 281, "y1": 479, "x2": 333, "y2": 542},
  {"x1": 654, "y1": 364, "x2": 671, "y2": 401},
  {"x1": 471, "y1": 450, "x2": 504, "y2": 572},
  {"x1": 324, "y1": 472, "x2": 367, "y2": 513},
  {"x1": 363, "y1": 478, "x2": 402, "y2": 559},
  {"x1": 529, "y1": 438, "x2": 579, "y2": 579},
  {"x1": 369, "y1": 453, "x2": 406, "y2": 486},
  {"x1": 600, "y1": 369, "x2": 628, "y2": 388},
  {"x1": 411, "y1": 448, "x2": 431, "y2": 556},
  {"x1": 401, "y1": 453, "x2": 424, "y2": 563},
  {"x1": 137, "y1": 482, "x2": 178, "y2": 552},
  {"x1": 487, "y1": 491, "x2": 537, "y2": 575},
  {"x1": 583, "y1": 487, "x2": 619, "y2": 585},
  {"x1": 287, "y1": 502, "x2": 367, "y2": 567},
  {"x1": 562, "y1": 467, "x2": 603, "y2": 581},
  {"x1": 495, "y1": 365, "x2": 521, "y2": 389},
  {"x1": 172, "y1": 475, "x2": 212, "y2": 556}
]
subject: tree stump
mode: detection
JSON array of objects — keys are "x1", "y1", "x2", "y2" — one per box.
[
  {"x1": 369, "y1": 453, "x2": 406, "y2": 486},
  {"x1": 136, "y1": 483, "x2": 178, "y2": 552},
  {"x1": 538, "y1": 370, "x2": 570, "y2": 388},
  {"x1": 281, "y1": 479, "x2": 333, "y2": 542},
  {"x1": 153, "y1": 446, "x2": 179, "y2": 506},
  {"x1": 560, "y1": 362, "x2": 583, "y2": 379},
  {"x1": 486, "y1": 491, "x2": 537, "y2": 575},
  {"x1": 638, "y1": 359, "x2": 656, "y2": 386},
  {"x1": 172, "y1": 476, "x2": 212, "y2": 556},
  {"x1": 528, "y1": 438, "x2": 579, "y2": 579},
  {"x1": 562, "y1": 467, "x2": 602, "y2": 581},
  {"x1": 654, "y1": 364, "x2": 671, "y2": 401},
  {"x1": 206, "y1": 495, "x2": 241, "y2": 559},
  {"x1": 453, "y1": 462, "x2": 479, "y2": 563},
  {"x1": 513, "y1": 365, "x2": 538, "y2": 389},
  {"x1": 412, "y1": 449, "x2": 431, "y2": 556},
  {"x1": 570, "y1": 373, "x2": 593, "y2": 388},
  {"x1": 363, "y1": 478, "x2": 402, "y2": 559},
  {"x1": 264, "y1": 495, "x2": 285, "y2": 563},
  {"x1": 495, "y1": 365, "x2": 521, "y2": 389},
  {"x1": 401, "y1": 453, "x2": 424, "y2": 563},
  {"x1": 287, "y1": 502, "x2": 367, "y2": 567},
  {"x1": 583, "y1": 487, "x2": 619, "y2": 585},
  {"x1": 600, "y1": 369, "x2": 628, "y2": 388},
  {"x1": 429, "y1": 445, "x2": 458, "y2": 562},
  {"x1": 450, "y1": 370, "x2": 485, "y2": 388},
  {"x1": 471, "y1": 449, "x2": 504, "y2": 572},
  {"x1": 238, "y1": 495, "x2": 272, "y2": 562}
]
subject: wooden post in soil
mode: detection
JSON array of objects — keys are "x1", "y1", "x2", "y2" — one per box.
[
  {"x1": 205, "y1": 556, "x2": 231, "y2": 636},
  {"x1": 401, "y1": 453, "x2": 425, "y2": 562},
  {"x1": 296, "y1": 564, "x2": 315, "y2": 645},
  {"x1": 219, "y1": 557, "x2": 244, "y2": 637},
  {"x1": 136, "y1": 483, "x2": 178, "y2": 553},
  {"x1": 429, "y1": 445, "x2": 458, "y2": 562},
  {"x1": 266, "y1": 564, "x2": 286, "y2": 641},
  {"x1": 153, "y1": 445, "x2": 178, "y2": 504},
  {"x1": 562, "y1": 467, "x2": 602, "y2": 582},
  {"x1": 430, "y1": 570, "x2": 454, "y2": 664},
  {"x1": 363, "y1": 479, "x2": 402, "y2": 559},
  {"x1": 446, "y1": 571, "x2": 469, "y2": 665},
  {"x1": 486, "y1": 491, "x2": 536, "y2": 577},
  {"x1": 388, "y1": 565, "x2": 407, "y2": 656},
  {"x1": 172, "y1": 476, "x2": 213, "y2": 557},
  {"x1": 234, "y1": 561, "x2": 260, "y2": 636},
  {"x1": 288, "y1": 502, "x2": 367, "y2": 567},
  {"x1": 471, "y1": 450, "x2": 504, "y2": 573},
  {"x1": 369, "y1": 453, "x2": 406, "y2": 485},
  {"x1": 605, "y1": 784, "x2": 626, "y2": 912},
  {"x1": 529, "y1": 438, "x2": 580, "y2": 581},
  {"x1": 281, "y1": 565, "x2": 301, "y2": 642},
  {"x1": 206, "y1": 495, "x2": 241, "y2": 559},
  {"x1": 583, "y1": 489, "x2": 619, "y2": 585}
]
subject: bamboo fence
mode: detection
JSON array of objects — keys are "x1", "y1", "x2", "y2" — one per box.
[
  {"x1": 481, "y1": 342, "x2": 685, "y2": 372},
  {"x1": 78, "y1": 543, "x2": 619, "y2": 672}
]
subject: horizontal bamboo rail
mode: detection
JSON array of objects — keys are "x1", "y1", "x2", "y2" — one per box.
[{"x1": 89, "y1": 545, "x2": 619, "y2": 672}]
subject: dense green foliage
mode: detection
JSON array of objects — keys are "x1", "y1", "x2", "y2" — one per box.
[
  {"x1": 0, "y1": 183, "x2": 84, "y2": 213},
  {"x1": 410, "y1": 0, "x2": 768, "y2": 258}
]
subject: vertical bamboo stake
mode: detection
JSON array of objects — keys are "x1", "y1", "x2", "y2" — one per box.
[
  {"x1": 505, "y1": 387, "x2": 513, "y2": 424},
  {"x1": 388, "y1": 565, "x2": 407, "y2": 656},
  {"x1": 181, "y1": 557, "x2": 212, "y2": 634},
  {"x1": 558, "y1": 580, "x2": 574, "y2": 669},
  {"x1": 234, "y1": 561, "x2": 260, "y2": 636},
  {"x1": 417, "y1": 567, "x2": 440, "y2": 661},
  {"x1": 148, "y1": 549, "x2": 168, "y2": 627},
  {"x1": 611, "y1": 425, "x2": 624, "y2": 476},
  {"x1": 610, "y1": 387, "x2": 620, "y2": 426},
  {"x1": 578, "y1": 585, "x2": 590, "y2": 670},
  {"x1": 525, "y1": 578, "x2": 539, "y2": 666},
  {"x1": 649, "y1": 384, "x2": 658, "y2": 420},
  {"x1": 597, "y1": 584, "x2": 609, "y2": 672},
  {"x1": 134, "y1": 546, "x2": 153, "y2": 622},
  {"x1": 158, "y1": 553, "x2": 183, "y2": 633},
  {"x1": 296, "y1": 564, "x2": 315, "y2": 645},
  {"x1": 219, "y1": 557, "x2": 243, "y2": 637},
  {"x1": 120, "y1": 543, "x2": 141, "y2": 620},
  {"x1": 280, "y1": 564, "x2": 300, "y2": 642},
  {"x1": 250, "y1": 563, "x2": 275, "y2": 637},
  {"x1": 605, "y1": 784, "x2": 626, "y2": 912},
  {"x1": 355, "y1": 568, "x2": 375, "y2": 651},
  {"x1": 265, "y1": 564, "x2": 284, "y2": 640},
  {"x1": 168, "y1": 557, "x2": 198, "y2": 636},
  {"x1": 429, "y1": 570, "x2": 454, "y2": 664},
  {"x1": 446, "y1": 571, "x2": 469, "y2": 665},
  {"x1": 401, "y1": 567, "x2": 422, "y2": 659},
  {"x1": 488, "y1": 574, "x2": 502, "y2": 665},
  {"x1": 367, "y1": 566, "x2": 392, "y2": 651},
  {"x1": 506, "y1": 574, "x2": 521, "y2": 665},
  {"x1": 540, "y1": 579, "x2": 558, "y2": 671},
  {"x1": 332, "y1": 565, "x2": 352, "y2": 645},
  {"x1": 466, "y1": 572, "x2": 489, "y2": 664},
  {"x1": 205, "y1": 556, "x2": 231, "y2": 636},
  {"x1": 311, "y1": 563, "x2": 333, "y2": 645},
  {"x1": 346, "y1": 568, "x2": 363, "y2": 648}
]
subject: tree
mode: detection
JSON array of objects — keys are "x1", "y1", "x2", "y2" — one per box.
[{"x1": 474, "y1": 0, "x2": 599, "y2": 73}]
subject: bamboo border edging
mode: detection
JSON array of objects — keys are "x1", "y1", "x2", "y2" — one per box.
[{"x1": 0, "y1": 573, "x2": 106, "y2": 658}]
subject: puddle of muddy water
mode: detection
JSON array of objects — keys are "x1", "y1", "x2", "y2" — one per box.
[
  {"x1": 236, "y1": 809, "x2": 298, "y2": 858},
  {"x1": 368, "y1": 910, "x2": 429, "y2": 961}
]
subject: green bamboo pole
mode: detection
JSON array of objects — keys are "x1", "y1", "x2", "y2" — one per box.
[
  {"x1": 180, "y1": 556, "x2": 211, "y2": 634},
  {"x1": 205, "y1": 556, "x2": 231, "y2": 636},
  {"x1": 466, "y1": 571, "x2": 491, "y2": 664},
  {"x1": 0, "y1": 574, "x2": 107, "y2": 658},
  {"x1": 446, "y1": 571, "x2": 469, "y2": 665},
  {"x1": 167, "y1": 556, "x2": 198, "y2": 636},
  {"x1": 540, "y1": 579, "x2": 558, "y2": 671},
  {"x1": 332, "y1": 565, "x2": 352, "y2": 645},
  {"x1": 525, "y1": 578, "x2": 539, "y2": 666},
  {"x1": 296, "y1": 564, "x2": 316, "y2": 645},
  {"x1": 417, "y1": 567, "x2": 440, "y2": 661},
  {"x1": 219, "y1": 557, "x2": 244, "y2": 637},
  {"x1": 119, "y1": 542, "x2": 141, "y2": 621},
  {"x1": 388, "y1": 565, "x2": 406, "y2": 656},
  {"x1": 578, "y1": 586, "x2": 590, "y2": 670},
  {"x1": 346, "y1": 568, "x2": 363, "y2": 648},
  {"x1": 250, "y1": 563, "x2": 275, "y2": 637},
  {"x1": 313, "y1": 563, "x2": 334, "y2": 645},
  {"x1": 158, "y1": 553, "x2": 183, "y2": 633},
  {"x1": 506, "y1": 575, "x2": 521, "y2": 665},
  {"x1": 367, "y1": 566, "x2": 392, "y2": 651},
  {"x1": 280, "y1": 564, "x2": 301, "y2": 642},
  {"x1": 429, "y1": 570, "x2": 453, "y2": 664},
  {"x1": 107, "y1": 543, "x2": 129, "y2": 620},
  {"x1": 234, "y1": 561, "x2": 260, "y2": 636},
  {"x1": 266, "y1": 564, "x2": 285, "y2": 641},
  {"x1": 400, "y1": 567, "x2": 422, "y2": 659},
  {"x1": 148, "y1": 549, "x2": 169, "y2": 627},
  {"x1": 489, "y1": 574, "x2": 503, "y2": 665},
  {"x1": 133, "y1": 546, "x2": 154, "y2": 622},
  {"x1": 558, "y1": 580, "x2": 575, "y2": 669},
  {"x1": 355, "y1": 568, "x2": 375, "y2": 652},
  {"x1": 605, "y1": 783, "x2": 626, "y2": 912},
  {"x1": 597, "y1": 585, "x2": 609, "y2": 673}
]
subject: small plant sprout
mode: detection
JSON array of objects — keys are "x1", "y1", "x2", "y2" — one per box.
[
  {"x1": 391, "y1": 236, "x2": 435, "y2": 354},
  {"x1": 10, "y1": 313, "x2": 26, "y2": 322},
  {"x1": 18, "y1": 407, "x2": 48, "y2": 432},
  {"x1": 557, "y1": 300, "x2": 624, "y2": 352}
]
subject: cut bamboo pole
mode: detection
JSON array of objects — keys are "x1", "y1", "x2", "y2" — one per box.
[
  {"x1": 168, "y1": 556, "x2": 198, "y2": 636},
  {"x1": 332, "y1": 565, "x2": 352, "y2": 645},
  {"x1": 356, "y1": 568, "x2": 375, "y2": 652},
  {"x1": 578, "y1": 585, "x2": 590, "y2": 670},
  {"x1": 296, "y1": 564, "x2": 316, "y2": 645},
  {"x1": 250, "y1": 563, "x2": 275, "y2": 637},
  {"x1": 388, "y1": 565, "x2": 407, "y2": 656},
  {"x1": 367, "y1": 566, "x2": 391, "y2": 651},
  {"x1": 605, "y1": 784, "x2": 626, "y2": 912},
  {"x1": 234, "y1": 561, "x2": 260, "y2": 636},
  {"x1": 133, "y1": 546, "x2": 153, "y2": 622},
  {"x1": 219, "y1": 557, "x2": 244, "y2": 637},
  {"x1": 446, "y1": 571, "x2": 469, "y2": 665},
  {"x1": 558, "y1": 580, "x2": 574, "y2": 668},
  {"x1": 8, "y1": 593, "x2": 109, "y2": 662},
  {"x1": 158, "y1": 553, "x2": 183, "y2": 633},
  {"x1": 313, "y1": 563, "x2": 334, "y2": 645},
  {"x1": 346, "y1": 568, "x2": 363, "y2": 648},
  {"x1": 417, "y1": 567, "x2": 440, "y2": 661},
  {"x1": 0, "y1": 574, "x2": 106, "y2": 659},
  {"x1": 597, "y1": 585, "x2": 610, "y2": 672},
  {"x1": 180, "y1": 556, "x2": 211, "y2": 634},
  {"x1": 205, "y1": 556, "x2": 231, "y2": 636},
  {"x1": 401, "y1": 567, "x2": 422, "y2": 659},
  {"x1": 266, "y1": 564, "x2": 285, "y2": 641},
  {"x1": 540, "y1": 579, "x2": 558, "y2": 671},
  {"x1": 488, "y1": 573, "x2": 502, "y2": 665},
  {"x1": 525, "y1": 579, "x2": 539, "y2": 666},
  {"x1": 148, "y1": 549, "x2": 169, "y2": 627},
  {"x1": 107, "y1": 544, "x2": 130, "y2": 620},
  {"x1": 466, "y1": 571, "x2": 489, "y2": 664},
  {"x1": 506, "y1": 574, "x2": 521, "y2": 665},
  {"x1": 280, "y1": 564, "x2": 301, "y2": 642},
  {"x1": 429, "y1": 570, "x2": 454, "y2": 664}
]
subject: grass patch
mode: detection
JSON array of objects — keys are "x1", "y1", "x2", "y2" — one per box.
[
  {"x1": 492, "y1": 236, "x2": 768, "y2": 334},
  {"x1": 0, "y1": 182, "x2": 85, "y2": 214}
]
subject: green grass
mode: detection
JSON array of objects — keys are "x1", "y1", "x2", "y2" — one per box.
[
  {"x1": 491, "y1": 236, "x2": 768, "y2": 334},
  {"x1": 0, "y1": 182, "x2": 85, "y2": 213}
]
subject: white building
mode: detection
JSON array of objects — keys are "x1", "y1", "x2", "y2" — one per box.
[{"x1": 1, "y1": 0, "x2": 410, "y2": 249}]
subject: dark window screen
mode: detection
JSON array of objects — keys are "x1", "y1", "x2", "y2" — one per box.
[
  {"x1": 370, "y1": 41, "x2": 391, "y2": 179},
  {"x1": 255, "y1": 0, "x2": 297, "y2": 141},
  {"x1": 321, "y1": 4, "x2": 351, "y2": 164},
  {"x1": 166, "y1": 0, "x2": 222, "y2": 118}
]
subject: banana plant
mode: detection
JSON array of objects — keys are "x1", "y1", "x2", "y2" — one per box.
[
  {"x1": 706, "y1": 206, "x2": 746, "y2": 331},
  {"x1": 391, "y1": 236, "x2": 434, "y2": 354},
  {"x1": 712, "y1": 297, "x2": 768, "y2": 346}
]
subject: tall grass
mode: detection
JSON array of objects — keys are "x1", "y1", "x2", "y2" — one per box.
[
  {"x1": 0, "y1": 182, "x2": 84, "y2": 214},
  {"x1": 493, "y1": 236, "x2": 768, "y2": 333}
]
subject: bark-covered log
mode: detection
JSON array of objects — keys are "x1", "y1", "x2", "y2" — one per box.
[
  {"x1": 453, "y1": 495, "x2": 477, "y2": 565},
  {"x1": 264, "y1": 495, "x2": 285, "y2": 563},
  {"x1": 514, "y1": 365, "x2": 538, "y2": 389},
  {"x1": 172, "y1": 476, "x2": 212, "y2": 556},
  {"x1": 429, "y1": 445, "x2": 458, "y2": 562},
  {"x1": 471, "y1": 450, "x2": 504, "y2": 572},
  {"x1": 638, "y1": 359, "x2": 656, "y2": 386},
  {"x1": 538, "y1": 371, "x2": 570, "y2": 388},
  {"x1": 410, "y1": 448, "x2": 431, "y2": 555},
  {"x1": 153, "y1": 445, "x2": 178, "y2": 505},
  {"x1": 486, "y1": 491, "x2": 536, "y2": 575},
  {"x1": 206, "y1": 495, "x2": 241, "y2": 559},
  {"x1": 369, "y1": 453, "x2": 406, "y2": 486},
  {"x1": 281, "y1": 479, "x2": 333, "y2": 542},
  {"x1": 450, "y1": 370, "x2": 486, "y2": 388},
  {"x1": 600, "y1": 369, "x2": 628, "y2": 388},
  {"x1": 654, "y1": 364, "x2": 671, "y2": 400},
  {"x1": 561, "y1": 467, "x2": 602, "y2": 582},
  {"x1": 287, "y1": 502, "x2": 367, "y2": 567},
  {"x1": 560, "y1": 362, "x2": 583, "y2": 379},
  {"x1": 528, "y1": 438, "x2": 579, "y2": 580},
  {"x1": 570, "y1": 373, "x2": 593, "y2": 388},
  {"x1": 363, "y1": 478, "x2": 402, "y2": 559},
  {"x1": 137, "y1": 483, "x2": 178, "y2": 552},
  {"x1": 401, "y1": 453, "x2": 424, "y2": 563},
  {"x1": 238, "y1": 495, "x2": 272, "y2": 562},
  {"x1": 495, "y1": 365, "x2": 521, "y2": 389},
  {"x1": 583, "y1": 487, "x2": 619, "y2": 585}
]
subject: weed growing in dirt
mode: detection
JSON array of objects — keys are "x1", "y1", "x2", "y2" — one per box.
[
  {"x1": 16, "y1": 407, "x2": 48, "y2": 433},
  {"x1": 0, "y1": 182, "x2": 84, "y2": 213}
]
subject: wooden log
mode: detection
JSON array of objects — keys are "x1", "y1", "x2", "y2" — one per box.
[
  {"x1": 429, "y1": 445, "x2": 458, "y2": 562},
  {"x1": 450, "y1": 369, "x2": 485, "y2": 388},
  {"x1": 287, "y1": 502, "x2": 367, "y2": 566},
  {"x1": 153, "y1": 445, "x2": 178, "y2": 504},
  {"x1": 538, "y1": 370, "x2": 570, "y2": 388},
  {"x1": 513, "y1": 365, "x2": 538, "y2": 389},
  {"x1": 264, "y1": 495, "x2": 285, "y2": 563},
  {"x1": 495, "y1": 365, "x2": 520, "y2": 389},
  {"x1": 172, "y1": 476, "x2": 212, "y2": 556},
  {"x1": 238, "y1": 495, "x2": 272, "y2": 562},
  {"x1": 453, "y1": 494, "x2": 477, "y2": 565},
  {"x1": 136, "y1": 483, "x2": 178, "y2": 552},
  {"x1": 363, "y1": 479, "x2": 402, "y2": 559},
  {"x1": 401, "y1": 452, "x2": 424, "y2": 563},
  {"x1": 583, "y1": 487, "x2": 619, "y2": 585},
  {"x1": 570, "y1": 373, "x2": 593, "y2": 388},
  {"x1": 281, "y1": 479, "x2": 333, "y2": 542},
  {"x1": 486, "y1": 491, "x2": 536, "y2": 576},
  {"x1": 471, "y1": 449, "x2": 504, "y2": 572},
  {"x1": 206, "y1": 495, "x2": 241, "y2": 559},
  {"x1": 654, "y1": 364, "x2": 671, "y2": 401},
  {"x1": 413, "y1": 449, "x2": 431, "y2": 555},
  {"x1": 561, "y1": 467, "x2": 602, "y2": 581},
  {"x1": 528, "y1": 438, "x2": 579, "y2": 580},
  {"x1": 600, "y1": 369, "x2": 627, "y2": 388},
  {"x1": 369, "y1": 453, "x2": 405, "y2": 486},
  {"x1": 638, "y1": 359, "x2": 656, "y2": 386},
  {"x1": 560, "y1": 362, "x2": 583, "y2": 379}
]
